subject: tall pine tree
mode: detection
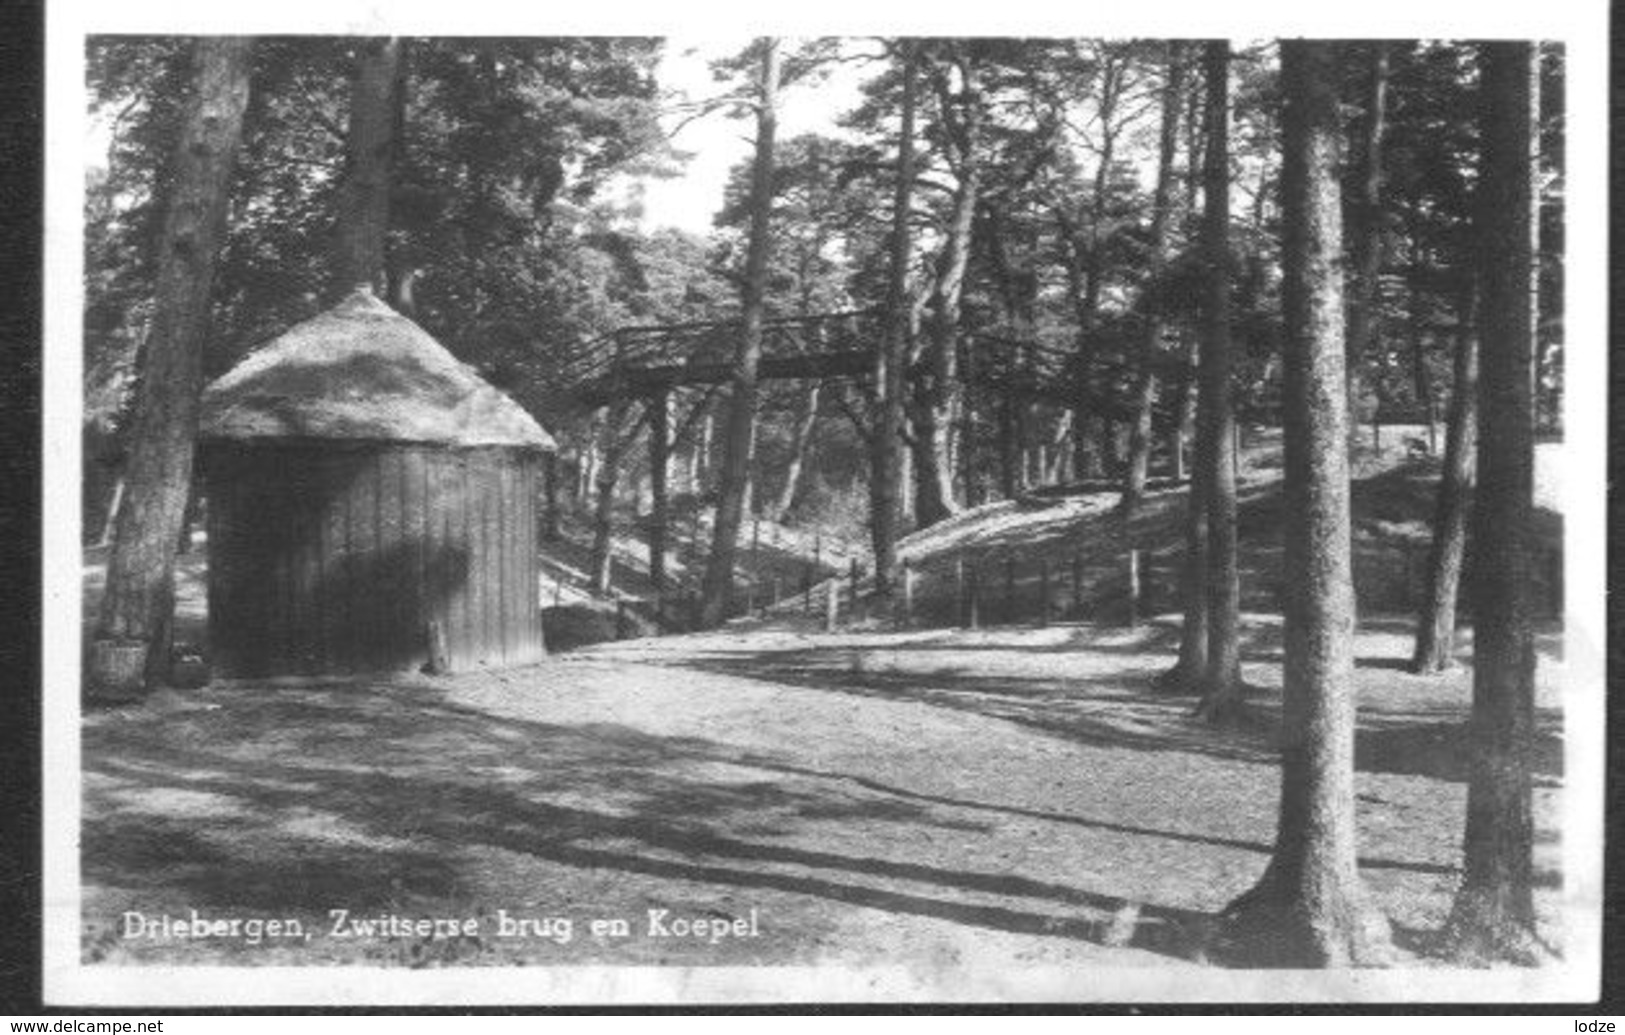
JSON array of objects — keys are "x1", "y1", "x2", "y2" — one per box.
[
  {"x1": 90, "y1": 37, "x2": 254, "y2": 697},
  {"x1": 1444, "y1": 40, "x2": 1544, "y2": 965},
  {"x1": 1221, "y1": 39, "x2": 1391, "y2": 967}
]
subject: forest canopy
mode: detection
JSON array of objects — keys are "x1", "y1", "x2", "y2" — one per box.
[{"x1": 84, "y1": 36, "x2": 1564, "y2": 535}]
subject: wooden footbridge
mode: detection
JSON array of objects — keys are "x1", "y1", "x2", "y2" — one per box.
[
  {"x1": 549, "y1": 308, "x2": 1187, "y2": 599},
  {"x1": 553, "y1": 310, "x2": 886, "y2": 597},
  {"x1": 559, "y1": 311, "x2": 1173, "y2": 415},
  {"x1": 561, "y1": 309, "x2": 881, "y2": 408}
]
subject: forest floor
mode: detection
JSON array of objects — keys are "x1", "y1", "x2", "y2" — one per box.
[
  {"x1": 75, "y1": 428, "x2": 1582, "y2": 992},
  {"x1": 78, "y1": 617, "x2": 1572, "y2": 981}
]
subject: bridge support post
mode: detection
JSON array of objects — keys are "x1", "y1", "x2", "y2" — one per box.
[
  {"x1": 648, "y1": 389, "x2": 670, "y2": 607},
  {"x1": 542, "y1": 451, "x2": 560, "y2": 541}
]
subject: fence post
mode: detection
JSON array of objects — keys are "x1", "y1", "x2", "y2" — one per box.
[
  {"x1": 968, "y1": 559, "x2": 981, "y2": 630},
  {"x1": 1071, "y1": 551, "x2": 1083, "y2": 618},
  {"x1": 1402, "y1": 540, "x2": 1416, "y2": 609},
  {"x1": 849, "y1": 557, "x2": 860, "y2": 620},
  {"x1": 901, "y1": 558, "x2": 914, "y2": 629},
  {"x1": 804, "y1": 562, "x2": 813, "y2": 615},
  {"x1": 1128, "y1": 548, "x2": 1141, "y2": 627},
  {"x1": 426, "y1": 620, "x2": 450, "y2": 675},
  {"x1": 825, "y1": 578, "x2": 838, "y2": 633},
  {"x1": 956, "y1": 551, "x2": 968, "y2": 626},
  {"x1": 1004, "y1": 556, "x2": 1017, "y2": 623},
  {"x1": 1039, "y1": 559, "x2": 1050, "y2": 627}
]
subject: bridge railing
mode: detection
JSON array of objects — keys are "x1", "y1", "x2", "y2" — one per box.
[{"x1": 559, "y1": 309, "x2": 883, "y2": 405}]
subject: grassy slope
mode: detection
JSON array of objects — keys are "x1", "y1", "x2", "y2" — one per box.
[{"x1": 725, "y1": 426, "x2": 1564, "y2": 637}]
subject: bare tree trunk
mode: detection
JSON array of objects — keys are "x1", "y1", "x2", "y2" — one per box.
[
  {"x1": 1158, "y1": 68, "x2": 1209, "y2": 695},
  {"x1": 1097, "y1": 417, "x2": 1123, "y2": 480},
  {"x1": 174, "y1": 483, "x2": 201, "y2": 553},
  {"x1": 648, "y1": 389, "x2": 670, "y2": 598},
  {"x1": 1184, "y1": 64, "x2": 1204, "y2": 213},
  {"x1": 1046, "y1": 411, "x2": 1073, "y2": 484},
  {"x1": 911, "y1": 49, "x2": 979, "y2": 528},
  {"x1": 1175, "y1": 335, "x2": 1199, "y2": 481},
  {"x1": 1159, "y1": 415, "x2": 1209, "y2": 691},
  {"x1": 869, "y1": 40, "x2": 915, "y2": 594},
  {"x1": 696, "y1": 410, "x2": 713, "y2": 490},
  {"x1": 588, "y1": 406, "x2": 633, "y2": 596},
  {"x1": 899, "y1": 441, "x2": 915, "y2": 524},
  {"x1": 1055, "y1": 214, "x2": 1104, "y2": 484},
  {"x1": 1411, "y1": 288, "x2": 1477, "y2": 673},
  {"x1": 1194, "y1": 41, "x2": 1242, "y2": 717},
  {"x1": 1073, "y1": 415, "x2": 1103, "y2": 480},
  {"x1": 98, "y1": 477, "x2": 126, "y2": 549},
  {"x1": 1084, "y1": 53, "x2": 1124, "y2": 326},
  {"x1": 773, "y1": 382, "x2": 820, "y2": 520},
  {"x1": 1064, "y1": 46, "x2": 1131, "y2": 480},
  {"x1": 700, "y1": 39, "x2": 779, "y2": 628},
  {"x1": 979, "y1": 202, "x2": 1025, "y2": 502},
  {"x1": 1121, "y1": 42, "x2": 1184, "y2": 514},
  {"x1": 998, "y1": 398, "x2": 1021, "y2": 499},
  {"x1": 332, "y1": 37, "x2": 401, "y2": 299},
  {"x1": 1445, "y1": 41, "x2": 1542, "y2": 965},
  {"x1": 91, "y1": 38, "x2": 252, "y2": 697},
  {"x1": 1408, "y1": 275, "x2": 1437, "y2": 451},
  {"x1": 581, "y1": 426, "x2": 600, "y2": 502},
  {"x1": 1222, "y1": 39, "x2": 1390, "y2": 968},
  {"x1": 1345, "y1": 43, "x2": 1389, "y2": 435},
  {"x1": 911, "y1": 214, "x2": 971, "y2": 524},
  {"x1": 741, "y1": 431, "x2": 756, "y2": 520},
  {"x1": 589, "y1": 472, "x2": 618, "y2": 595}
]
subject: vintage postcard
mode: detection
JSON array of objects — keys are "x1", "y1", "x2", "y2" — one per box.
[{"x1": 42, "y1": 0, "x2": 1609, "y2": 1007}]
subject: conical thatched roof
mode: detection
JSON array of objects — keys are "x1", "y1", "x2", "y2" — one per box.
[{"x1": 200, "y1": 290, "x2": 555, "y2": 450}]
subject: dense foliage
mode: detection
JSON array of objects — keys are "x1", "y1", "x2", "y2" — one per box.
[{"x1": 85, "y1": 36, "x2": 1564, "y2": 535}]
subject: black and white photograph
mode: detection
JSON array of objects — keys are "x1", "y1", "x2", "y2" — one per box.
[{"x1": 43, "y1": 0, "x2": 1608, "y2": 1007}]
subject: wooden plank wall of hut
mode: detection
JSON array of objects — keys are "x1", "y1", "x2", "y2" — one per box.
[{"x1": 205, "y1": 443, "x2": 544, "y2": 678}]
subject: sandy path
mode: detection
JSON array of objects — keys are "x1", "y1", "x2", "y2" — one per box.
[{"x1": 80, "y1": 616, "x2": 1570, "y2": 999}]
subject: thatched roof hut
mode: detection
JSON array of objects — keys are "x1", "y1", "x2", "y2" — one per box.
[
  {"x1": 199, "y1": 290, "x2": 553, "y2": 677},
  {"x1": 202, "y1": 289, "x2": 554, "y2": 449}
]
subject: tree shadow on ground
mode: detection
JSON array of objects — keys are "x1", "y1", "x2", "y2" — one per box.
[
  {"x1": 83, "y1": 687, "x2": 1226, "y2": 964},
  {"x1": 724, "y1": 753, "x2": 1459, "y2": 881},
  {"x1": 665, "y1": 645, "x2": 1283, "y2": 768},
  {"x1": 665, "y1": 641, "x2": 1562, "y2": 787},
  {"x1": 1355, "y1": 715, "x2": 1564, "y2": 785},
  {"x1": 791, "y1": 600, "x2": 1564, "y2": 676},
  {"x1": 82, "y1": 673, "x2": 1509, "y2": 968}
]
